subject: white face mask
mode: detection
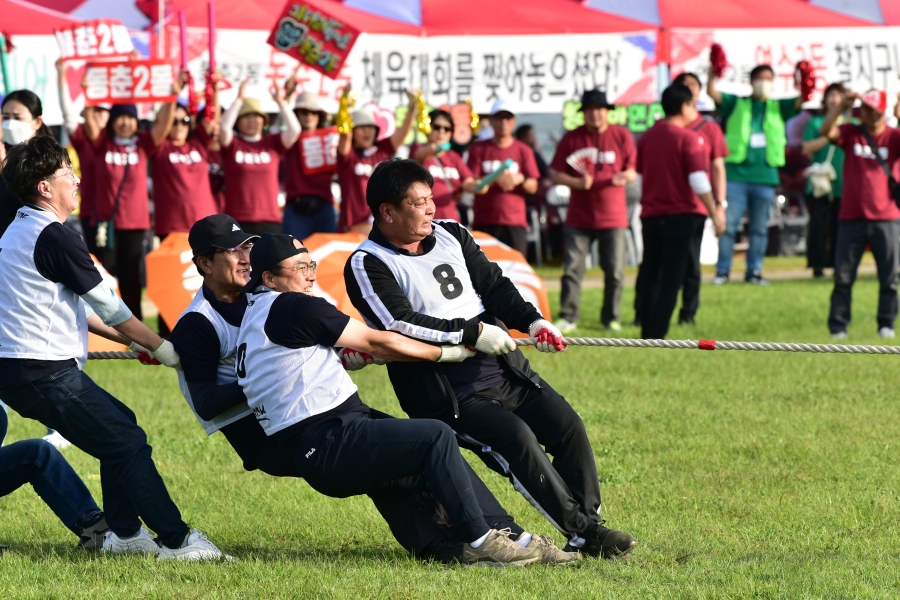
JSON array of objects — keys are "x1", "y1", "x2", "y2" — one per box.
[
  {"x1": 752, "y1": 80, "x2": 773, "y2": 99},
  {"x1": 1, "y1": 119, "x2": 35, "y2": 145}
]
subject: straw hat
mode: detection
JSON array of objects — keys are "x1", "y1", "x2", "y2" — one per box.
[
  {"x1": 237, "y1": 98, "x2": 269, "y2": 125},
  {"x1": 294, "y1": 92, "x2": 328, "y2": 119}
]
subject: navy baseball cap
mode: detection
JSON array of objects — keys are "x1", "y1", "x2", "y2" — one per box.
[
  {"x1": 189, "y1": 214, "x2": 258, "y2": 257},
  {"x1": 242, "y1": 233, "x2": 308, "y2": 293}
]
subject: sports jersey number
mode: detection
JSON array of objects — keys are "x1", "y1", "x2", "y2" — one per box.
[
  {"x1": 432, "y1": 264, "x2": 463, "y2": 300},
  {"x1": 235, "y1": 343, "x2": 247, "y2": 378}
]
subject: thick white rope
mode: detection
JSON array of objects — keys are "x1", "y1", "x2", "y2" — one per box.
[{"x1": 86, "y1": 336, "x2": 900, "y2": 362}]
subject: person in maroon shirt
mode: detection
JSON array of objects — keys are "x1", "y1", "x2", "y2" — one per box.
[
  {"x1": 466, "y1": 99, "x2": 540, "y2": 256},
  {"x1": 79, "y1": 73, "x2": 186, "y2": 320},
  {"x1": 412, "y1": 108, "x2": 475, "y2": 222},
  {"x1": 820, "y1": 90, "x2": 900, "y2": 339},
  {"x1": 635, "y1": 84, "x2": 725, "y2": 340},
  {"x1": 220, "y1": 78, "x2": 301, "y2": 236},
  {"x1": 336, "y1": 89, "x2": 416, "y2": 234},
  {"x1": 550, "y1": 89, "x2": 636, "y2": 333},
  {"x1": 281, "y1": 91, "x2": 337, "y2": 239}
]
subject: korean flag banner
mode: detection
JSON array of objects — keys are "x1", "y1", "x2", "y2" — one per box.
[
  {"x1": 83, "y1": 60, "x2": 178, "y2": 106},
  {"x1": 267, "y1": 1, "x2": 360, "y2": 79}
]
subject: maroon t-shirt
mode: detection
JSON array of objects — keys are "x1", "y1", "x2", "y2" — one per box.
[
  {"x1": 836, "y1": 123, "x2": 900, "y2": 221},
  {"x1": 221, "y1": 134, "x2": 288, "y2": 224},
  {"x1": 689, "y1": 116, "x2": 729, "y2": 179},
  {"x1": 549, "y1": 124, "x2": 635, "y2": 230},
  {"x1": 283, "y1": 140, "x2": 334, "y2": 201},
  {"x1": 336, "y1": 138, "x2": 394, "y2": 231},
  {"x1": 636, "y1": 121, "x2": 709, "y2": 218},
  {"x1": 70, "y1": 125, "x2": 98, "y2": 225},
  {"x1": 150, "y1": 127, "x2": 218, "y2": 236},
  {"x1": 415, "y1": 148, "x2": 472, "y2": 220},
  {"x1": 92, "y1": 130, "x2": 156, "y2": 230},
  {"x1": 467, "y1": 139, "x2": 540, "y2": 228}
]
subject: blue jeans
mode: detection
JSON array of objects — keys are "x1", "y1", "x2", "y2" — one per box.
[
  {"x1": 282, "y1": 202, "x2": 337, "y2": 241},
  {"x1": 716, "y1": 181, "x2": 775, "y2": 276},
  {"x1": 0, "y1": 367, "x2": 189, "y2": 547}
]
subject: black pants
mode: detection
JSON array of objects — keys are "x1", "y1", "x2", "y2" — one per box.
[
  {"x1": 285, "y1": 411, "x2": 491, "y2": 543},
  {"x1": 640, "y1": 213, "x2": 706, "y2": 339},
  {"x1": 806, "y1": 194, "x2": 841, "y2": 271},
  {"x1": 81, "y1": 218, "x2": 116, "y2": 271},
  {"x1": 229, "y1": 412, "x2": 520, "y2": 562},
  {"x1": 0, "y1": 367, "x2": 189, "y2": 548},
  {"x1": 476, "y1": 225, "x2": 528, "y2": 257},
  {"x1": 679, "y1": 215, "x2": 706, "y2": 321},
  {"x1": 239, "y1": 222, "x2": 283, "y2": 236},
  {"x1": 828, "y1": 219, "x2": 900, "y2": 333},
  {"x1": 438, "y1": 377, "x2": 601, "y2": 538}
]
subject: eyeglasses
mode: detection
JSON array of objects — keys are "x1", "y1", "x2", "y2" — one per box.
[
  {"x1": 43, "y1": 168, "x2": 76, "y2": 184},
  {"x1": 173, "y1": 116, "x2": 191, "y2": 126},
  {"x1": 278, "y1": 260, "x2": 317, "y2": 275},
  {"x1": 218, "y1": 243, "x2": 254, "y2": 257},
  {"x1": 432, "y1": 124, "x2": 452, "y2": 133}
]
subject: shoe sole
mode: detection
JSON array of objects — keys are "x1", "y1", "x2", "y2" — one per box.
[
  {"x1": 604, "y1": 541, "x2": 638, "y2": 560},
  {"x1": 157, "y1": 549, "x2": 229, "y2": 561},
  {"x1": 463, "y1": 556, "x2": 541, "y2": 568},
  {"x1": 102, "y1": 541, "x2": 160, "y2": 555}
]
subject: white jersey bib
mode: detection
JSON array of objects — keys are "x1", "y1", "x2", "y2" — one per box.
[
  {"x1": 0, "y1": 206, "x2": 88, "y2": 367},
  {"x1": 236, "y1": 290, "x2": 358, "y2": 436},
  {"x1": 174, "y1": 289, "x2": 253, "y2": 435}
]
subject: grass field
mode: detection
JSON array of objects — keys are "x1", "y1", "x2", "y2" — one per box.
[{"x1": 3, "y1": 264, "x2": 900, "y2": 598}]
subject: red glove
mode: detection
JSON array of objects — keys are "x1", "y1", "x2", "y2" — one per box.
[
  {"x1": 528, "y1": 319, "x2": 567, "y2": 353},
  {"x1": 710, "y1": 43, "x2": 728, "y2": 79},
  {"x1": 340, "y1": 347, "x2": 375, "y2": 371},
  {"x1": 129, "y1": 342, "x2": 161, "y2": 365}
]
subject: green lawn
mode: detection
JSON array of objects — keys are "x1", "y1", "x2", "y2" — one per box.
[{"x1": 3, "y1": 273, "x2": 900, "y2": 598}]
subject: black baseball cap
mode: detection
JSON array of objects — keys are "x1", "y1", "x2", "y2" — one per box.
[
  {"x1": 242, "y1": 233, "x2": 308, "y2": 294},
  {"x1": 188, "y1": 214, "x2": 259, "y2": 257},
  {"x1": 579, "y1": 89, "x2": 615, "y2": 110}
]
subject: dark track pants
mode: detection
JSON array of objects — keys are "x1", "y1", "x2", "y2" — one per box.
[
  {"x1": 443, "y1": 377, "x2": 602, "y2": 538},
  {"x1": 284, "y1": 411, "x2": 492, "y2": 543},
  {"x1": 679, "y1": 215, "x2": 706, "y2": 322}
]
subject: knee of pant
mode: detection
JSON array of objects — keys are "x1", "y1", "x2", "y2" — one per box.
[
  {"x1": 501, "y1": 420, "x2": 540, "y2": 450},
  {"x1": 15, "y1": 439, "x2": 57, "y2": 472},
  {"x1": 748, "y1": 220, "x2": 769, "y2": 237}
]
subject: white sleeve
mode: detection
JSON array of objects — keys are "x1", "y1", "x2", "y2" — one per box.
[
  {"x1": 220, "y1": 97, "x2": 242, "y2": 147},
  {"x1": 80, "y1": 282, "x2": 132, "y2": 327},
  {"x1": 688, "y1": 171, "x2": 712, "y2": 195},
  {"x1": 278, "y1": 102, "x2": 302, "y2": 148}
]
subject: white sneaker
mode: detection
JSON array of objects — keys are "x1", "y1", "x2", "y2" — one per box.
[
  {"x1": 554, "y1": 319, "x2": 577, "y2": 333},
  {"x1": 878, "y1": 327, "x2": 895, "y2": 339},
  {"x1": 102, "y1": 528, "x2": 160, "y2": 555},
  {"x1": 42, "y1": 430, "x2": 72, "y2": 449},
  {"x1": 831, "y1": 331, "x2": 849, "y2": 340},
  {"x1": 711, "y1": 274, "x2": 729, "y2": 285},
  {"x1": 157, "y1": 529, "x2": 231, "y2": 561}
]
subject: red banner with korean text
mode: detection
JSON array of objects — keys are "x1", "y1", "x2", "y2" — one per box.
[
  {"x1": 299, "y1": 126, "x2": 339, "y2": 175},
  {"x1": 55, "y1": 19, "x2": 134, "y2": 60},
  {"x1": 267, "y1": 1, "x2": 360, "y2": 79},
  {"x1": 83, "y1": 60, "x2": 177, "y2": 106}
]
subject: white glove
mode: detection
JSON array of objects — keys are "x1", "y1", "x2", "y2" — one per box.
[
  {"x1": 128, "y1": 341, "x2": 150, "y2": 354},
  {"x1": 150, "y1": 340, "x2": 182, "y2": 369},
  {"x1": 529, "y1": 319, "x2": 567, "y2": 353},
  {"x1": 128, "y1": 341, "x2": 160, "y2": 366},
  {"x1": 340, "y1": 347, "x2": 374, "y2": 371},
  {"x1": 475, "y1": 323, "x2": 517, "y2": 355},
  {"x1": 437, "y1": 344, "x2": 477, "y2": 363}
]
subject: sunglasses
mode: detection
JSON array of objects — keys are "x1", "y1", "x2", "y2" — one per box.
[
  {"x1": 432, "y1": 124, "x2": 452, "y2": 133},
  {"x1": 173, "y1": 116, "x2": 192, "y2": 126}
]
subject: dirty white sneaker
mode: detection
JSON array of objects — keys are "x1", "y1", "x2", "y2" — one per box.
[
  {"x1": 157, "y1": 529, "x2": 231, "y2": 561},
  {"x1": 461, "y1": 529, "x2": 541, "y2": 567},
  {"x1": 102, "y1": 528, "x2": 160, "y2": 555},
  {"x1": 41, "y1": 430, "x2": 72, "y2": 449},
  {"x1": 553, "y1": 319, "x2": 577, "y2": 333},
  {"x1": 831, "y1": 331, "x2": 849, "y2": 340},
  {"x1": 878, "y1": 327, "x2": 895, "y2": 339},
  {"x1": 521, "y1": 533, "x2": 581, "y2": 565}
]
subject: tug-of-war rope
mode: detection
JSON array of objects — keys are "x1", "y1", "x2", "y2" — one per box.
[{"x1": 86, "y1": 336, "x2": 900, "y2": 363}]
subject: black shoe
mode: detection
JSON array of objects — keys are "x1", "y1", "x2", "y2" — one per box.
[
  {"x1": 678, "y1": 315, "x2": 695, "y2": 326},
  {"x1": 564, "y1": 522, "x2": 637, "y2": 559},
  {"x1": 812, "y1": 268, "x2": 825, "y2": 278},
  {"x1": 744, "y1": 271, "x2": 770, "y2": 286},
  {"x1": 77, "y1": 515, "x2": 109, "y2": 550}
]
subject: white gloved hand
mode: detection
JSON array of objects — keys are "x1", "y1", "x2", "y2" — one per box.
[
  {"x1": 151, "y1": 340, "x2": 182, "y2": 369},
  {"x1": 437, "y1": 344, "x2": 477, "y2": 363},
  {"x1": 529, "y1": 319, "x2": 567, "y2": 353},
  {"x1": 128, "y1": 341, "x2": 150, "y2": 354},
  {"x1": 128, "y1": 341, "x2": 160, "y2": 366},
  {"x1": 340, "y1": 347, "x2": 375, "y2": 371},
  {"x1": 475, "y1": 323, "x2": 517, "y2": 355}
]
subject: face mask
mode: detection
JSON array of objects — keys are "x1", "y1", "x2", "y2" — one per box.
[
  {"x1": 752, "y1": 80, "x2": 773, "y2": 99},
  {"x1": 1, "y1": 119, "x2": 34, "y2": 145}
]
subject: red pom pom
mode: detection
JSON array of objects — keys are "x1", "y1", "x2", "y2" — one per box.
[
  {"x1": 710, "y1": 43, "x2": 728, "y2": 79},
  {"x1": 795, "y1": 60, "x2": 816, "y2": 102}
]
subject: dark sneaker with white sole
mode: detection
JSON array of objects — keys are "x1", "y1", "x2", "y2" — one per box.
[
  {"x1": 77, "y1": 515, "x2": 109, "y2": 550},
  {"x1": 564, "y1": 522, "x2": 637, "y2": 559}
]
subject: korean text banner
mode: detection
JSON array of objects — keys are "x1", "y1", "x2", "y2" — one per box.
[
  {"x1": 267, "y1": 1, "x2": 360, "y2": 78},
  {"x1": 55, "y1": 19, "x2": 134, "y2": 60},
  {"x1": 84, "y1": 60, "x2": 177, "y2": 106},
  {"x1": 299, "y1": 126, "x2": 339, "y2": 175}
]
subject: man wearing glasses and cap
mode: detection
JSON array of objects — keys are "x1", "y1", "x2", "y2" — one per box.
[
  {"x1": 170, "y1": 217, "x2": 576, "y2": 565},
  {"x1": 550, "y1": 89, "x2": 637, "y2": 333},
  {"x1": 820, "y1": 89, "x2": 900, "y2": 339},
  {"x1": 466, "y1": 98, "x2": 541, "y2": 256}
]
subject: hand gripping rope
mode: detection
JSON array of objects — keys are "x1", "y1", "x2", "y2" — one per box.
[{"x1": 85, "y1": 337, "x2": 900, "y2": 363}]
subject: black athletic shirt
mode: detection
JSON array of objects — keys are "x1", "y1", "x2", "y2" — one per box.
[{"x1": 0, "y1": 214, "x2": 103, "y2": 388}]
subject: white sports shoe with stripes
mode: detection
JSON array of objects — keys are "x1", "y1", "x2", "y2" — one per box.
[
  {"x1": 102, "y1": 528, "x2": 160, "y2": 555},
  {"x1": 157, "y1": 528, "x2": 231, "y2": 561}
]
